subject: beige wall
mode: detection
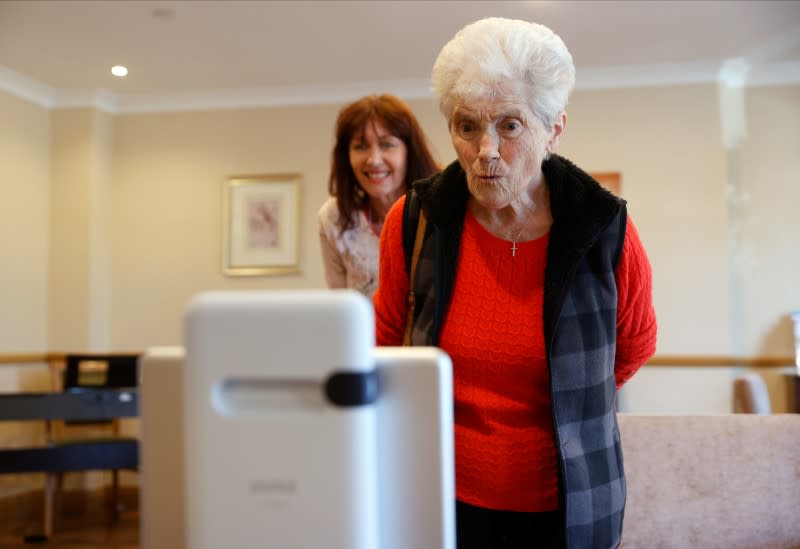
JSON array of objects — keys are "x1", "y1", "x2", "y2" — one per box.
[
  {"x1": 109, "y1": 104, "x2": 351, "y2": 348},
  {"x1": 1, "y1": 83, "x2": 798, "y2": 396},
  {"x1": 0, "y1": 92, "x2": 50, "y2": 354},
  {"x1": 740, "y1": 85, "x2": 800, "y2": 357},
  {"x1": 563, "y1": 84, "x2": 731, "y2": 355}
]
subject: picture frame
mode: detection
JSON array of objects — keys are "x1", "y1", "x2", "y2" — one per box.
[
  {"x1": 222, "y1": 173, "x2": 301, "y2": 276},
  {"x1": 590, "y1": 172, "x2": 622, "y2": 196}
]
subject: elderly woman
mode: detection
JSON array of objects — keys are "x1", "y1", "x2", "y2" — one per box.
[{"x1": 374, "y1": 18, "x2": 657, "y2": 549}]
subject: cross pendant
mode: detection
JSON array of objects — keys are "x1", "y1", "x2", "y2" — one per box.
[{"x1": 511, "y1": 241, "x2": 518, "y2": 257}]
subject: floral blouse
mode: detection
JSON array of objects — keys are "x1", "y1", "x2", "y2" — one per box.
[{"x1": 318, "y1": 197, "x2": 379, "y2": 299}]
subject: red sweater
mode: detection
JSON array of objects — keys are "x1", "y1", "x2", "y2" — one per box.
[{"x1": 375, "y1": 196, "x2": 657, "y2": 512}]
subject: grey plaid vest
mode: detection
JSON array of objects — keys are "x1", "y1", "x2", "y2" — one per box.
[{"x1": 403, "y1": 156, "x2": 628, "y2": 549}]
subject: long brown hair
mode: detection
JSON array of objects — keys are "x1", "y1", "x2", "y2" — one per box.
[{"x1": 328, "y1": 94, "x2": 439, "y2": 233}]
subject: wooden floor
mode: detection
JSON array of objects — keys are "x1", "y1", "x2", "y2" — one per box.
[{"x1": 0, "y1": 510, "x2": 138, "y2": 549}]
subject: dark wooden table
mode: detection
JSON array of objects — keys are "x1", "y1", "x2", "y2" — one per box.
[
  {"x1": 0, "y1": 387, "x2": 139, "y2": 541},
  {"x1": 0, "y1": 387, "x2": 138, "y2": 473}
]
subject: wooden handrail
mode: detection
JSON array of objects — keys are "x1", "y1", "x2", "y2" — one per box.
[
  {"x1": 0, "y1": 352, "x2": 141, "y2": 366},
  {"x1": 646, "y1": 355, "x2": 795, "y2": 367},
  {"x1": 0, "y1": 353, "x2": 796, "y2": 368},
  {"x1": 0, "y1": 353, "x2": 50, "y2": 364}
]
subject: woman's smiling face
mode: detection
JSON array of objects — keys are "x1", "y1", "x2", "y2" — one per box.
[{"x1": 348, "y1": 119, "x2": 408, "y2": 205}]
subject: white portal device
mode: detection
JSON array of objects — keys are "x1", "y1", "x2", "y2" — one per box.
[{"x1": 140, "y1": 289, "x2": 454, "y2": 549}]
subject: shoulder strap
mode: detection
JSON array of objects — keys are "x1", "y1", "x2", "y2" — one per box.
[
  {"x1": 402, "y1": 202, "x2": 427, "y2": 346},
  {"x1": 402, "y1": 190, "x2": 422, "y2": 274}
]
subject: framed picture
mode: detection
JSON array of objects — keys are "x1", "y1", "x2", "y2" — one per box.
[
  {"x1": 590, "y1": 172, "x2": 622, "y2": 196},
  {"x1": 222, "y1": 173, "x2": 301, "y2": 276}
]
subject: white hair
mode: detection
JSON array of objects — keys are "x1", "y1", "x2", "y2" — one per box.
[{"x1": 431, "y1": 17, "x2": 576, "y2": 128}]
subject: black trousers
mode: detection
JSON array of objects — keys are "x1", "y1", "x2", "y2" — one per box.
[{"x1": 456, "y1": 500, "x2": 565, "y2": 549}]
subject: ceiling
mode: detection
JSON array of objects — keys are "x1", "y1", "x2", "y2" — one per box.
[{"x1": 1, "y1": 0, "x2": 798, "y2": 112}]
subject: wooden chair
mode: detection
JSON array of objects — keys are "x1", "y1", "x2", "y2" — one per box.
[{"x1": 45, "y1": 353, "x2": 139, "y2": 537}]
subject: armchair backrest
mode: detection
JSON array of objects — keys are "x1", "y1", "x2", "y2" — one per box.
[{"x1": 63, "y1": 354, "x2": 139, "y2": 390}]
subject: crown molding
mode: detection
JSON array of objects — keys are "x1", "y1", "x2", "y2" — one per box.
[
  {"x1": 576, "y1": 61, "x2": 723, "y2": 90},
  {"x1": 1, "y1": 61, "x2": 798, "y2": 114},
  {"x1": 113, "y1": 79, "x2": 434, "y2": 114},
  {"x1": 0, "y1": 65, "x2": 56, "y2": 108},
  {"x1": 53, "y1": 88, "x2": 119, "y2": 112},
  {"x1": 746, "y1": 61, "x2": 800, "y2": 87}
]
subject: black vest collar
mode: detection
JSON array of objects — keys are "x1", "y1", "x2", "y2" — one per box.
[{"x1": 413, "y1": 155, "x2": 623, "y2": 245}]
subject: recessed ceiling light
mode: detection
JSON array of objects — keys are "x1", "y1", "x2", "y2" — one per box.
[{"x1": 111, "y1": 65, "x2": 128, "y2": 77}]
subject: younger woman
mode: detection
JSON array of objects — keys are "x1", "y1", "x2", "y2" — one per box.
[{"x1": 318, "y1": 94, "x2": 438, "y2": 298}]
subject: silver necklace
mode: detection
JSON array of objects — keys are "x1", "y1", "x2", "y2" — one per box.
[{"x1": 509, "y1": 204, "x2": 537, "y2": 257}]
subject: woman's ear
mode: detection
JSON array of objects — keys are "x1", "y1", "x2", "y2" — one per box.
[{"x1": 548, "y1": 111, "x2": 568, "y2": 152}]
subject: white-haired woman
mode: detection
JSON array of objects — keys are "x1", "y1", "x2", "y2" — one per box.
[{"x1": 374, "y1": 18, "x2": 656, "y2": 548}]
